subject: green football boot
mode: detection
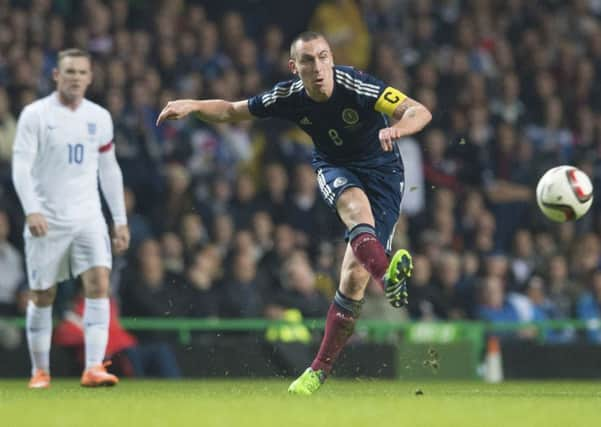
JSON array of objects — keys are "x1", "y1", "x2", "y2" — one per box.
[
  {"x1": 383, "y1": 249, "x2": 413, "y2": 308},
  {"x1": 288, "y1": 368, "x2": 325, "y2": 396}
]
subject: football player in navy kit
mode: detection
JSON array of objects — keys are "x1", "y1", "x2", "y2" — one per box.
[{"x1": 157, "y1": 31, "x2": 432, "y2": 394}]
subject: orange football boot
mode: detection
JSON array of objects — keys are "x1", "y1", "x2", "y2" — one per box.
[
  {"x1": 28, "y1": 369, "x2": 51, "y2": 389},
  {"x1": 80, "y1": 361, "x2": 119, "y2": 387}
]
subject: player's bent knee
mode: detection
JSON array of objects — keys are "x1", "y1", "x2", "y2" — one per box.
[
  {"x1": 337, "y1": 188, "x2": 363, "y2": 211},
  {"x1": 336, "y1": 188, "x2": 373, "y2": 226},
  {"x1": 340, "y1": 265, "x2": 370, "y2": 296}
]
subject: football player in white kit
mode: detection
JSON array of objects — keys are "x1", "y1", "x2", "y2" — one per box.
[{"x1": 12, "y1": 49, "x2": 130, "y2": 388}]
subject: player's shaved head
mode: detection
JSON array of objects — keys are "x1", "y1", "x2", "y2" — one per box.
[
  {"x1": 288, "y1": 31, "x2": 334, "y2": 101},
  {"x1": 290, "y1": 31, "x2": 328, "y2": 59}
]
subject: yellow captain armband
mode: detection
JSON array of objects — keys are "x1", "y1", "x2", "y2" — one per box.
[{"x1": 374, "y1": 86, "x2": 407, "y2": 116}]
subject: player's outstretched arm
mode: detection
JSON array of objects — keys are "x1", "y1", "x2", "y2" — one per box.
[
  {"x1": 155, "y1": 99, "x2": 253, "y2": 126},
  {"x1": 378, "y1": 97, "x2": 432, "y2": 151}
]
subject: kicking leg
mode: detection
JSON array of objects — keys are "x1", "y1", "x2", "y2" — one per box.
[
  {"x1": 337, "y1": 187, "x2": 390, "y2": 287},
  {"x1": 337, "y1": 187, "x2": 412, "y2": 307}
]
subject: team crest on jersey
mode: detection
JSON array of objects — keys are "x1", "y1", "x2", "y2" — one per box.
[
  {"x1": 87, "y1": 122, "x2": 97, "y2": 135},
  {"x1": 333, "y1": 177, "x2": 348, "y2": 188},
  {"x1": 342, "y1": 108, "x2": 359, "y2": 125}
]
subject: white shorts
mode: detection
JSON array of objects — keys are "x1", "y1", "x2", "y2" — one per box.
[{"x1": 24, "y1": 219, "x2": 112, "y2": 290}]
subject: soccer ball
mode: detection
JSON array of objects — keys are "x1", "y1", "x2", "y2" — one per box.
[{"x1": 536, "y1": 166, "x2": 594, "y2": 222}]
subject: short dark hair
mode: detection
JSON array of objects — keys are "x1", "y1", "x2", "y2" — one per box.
[
  {"x1": 57, "y1": 48, "x2": 91, "y2": 65},
  {"x1": 290, "y1": 31, "x2": 326, "y2": 58}
]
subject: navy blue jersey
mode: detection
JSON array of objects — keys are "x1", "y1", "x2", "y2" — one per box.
[{"x1": 248, "y1": 66, "x2": 407, "y2": 169}]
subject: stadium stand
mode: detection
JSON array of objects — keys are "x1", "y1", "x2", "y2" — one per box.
[{"x1": 1, "y1": 0, "x2": 601, "y2": 350}]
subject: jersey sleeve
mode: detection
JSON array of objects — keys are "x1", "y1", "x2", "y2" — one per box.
[
  {"x1": 13, "y1": 106, "x2": 39, "y2": 154},
  {"x1": 98, "y1": 109, "x2": 114, "y2": 152},
  {"x1": 12, "y1": 106, "x2": 42, "y2": 215},
  {"x1": 336, "y1": 67, "x2": 407, "y2": 117},
  {"x1": 98, "y1": 143, "x2": 127, "y2": 225},
  {"x1": 247, "y1": 80, "x2": 302, "y2": 119}
]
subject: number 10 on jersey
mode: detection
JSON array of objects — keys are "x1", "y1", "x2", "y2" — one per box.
[{"x1": 68, "y1": 143, "x2": 84, "y2": 164}]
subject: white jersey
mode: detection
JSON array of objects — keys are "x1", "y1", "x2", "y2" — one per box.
[{"x1": 13, "y1": 92, "x2": 114, "y2": 224}]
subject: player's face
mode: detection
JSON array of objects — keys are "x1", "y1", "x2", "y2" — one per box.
[
  {"x1": 53, "y1": 56, "x2": 92, "y2": 104},
  {"x1": 289, "y1": 37, "x2": 334, "y2": 100}
]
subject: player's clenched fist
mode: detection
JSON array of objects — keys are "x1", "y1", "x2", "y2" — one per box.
[
  {"x1": 111, "y1": 224, "x2": 130, "y2": 255},
  {"x1": 26, "y1": 213, "x2": 48, "y2": 237},
  {"x1": 155, "y1": 100, "x2": 196, "y2": 126},
  {"x1": 378, "y1": 127, "x2": 404, "y2": 152}
]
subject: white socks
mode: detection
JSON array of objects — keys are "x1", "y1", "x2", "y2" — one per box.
[
  {"x1": 26, "y1": 302, "x2": 52, "y2": 376},
  {"x1": 83, "y1": 297, "x2": 110, "y2": 370}
]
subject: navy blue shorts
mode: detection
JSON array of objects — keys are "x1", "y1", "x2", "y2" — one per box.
[{"x1": 315, "y1": 162, "x2": 404, "y2": 253}]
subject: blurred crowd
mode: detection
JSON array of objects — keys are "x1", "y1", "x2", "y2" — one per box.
[{"x1": 2, "y1": 0, "x2": 601, "y2": 344}]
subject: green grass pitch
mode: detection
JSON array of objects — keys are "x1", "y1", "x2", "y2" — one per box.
[{"x1": 1, "y1": 379, "x2": 600, "y2": 427}]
